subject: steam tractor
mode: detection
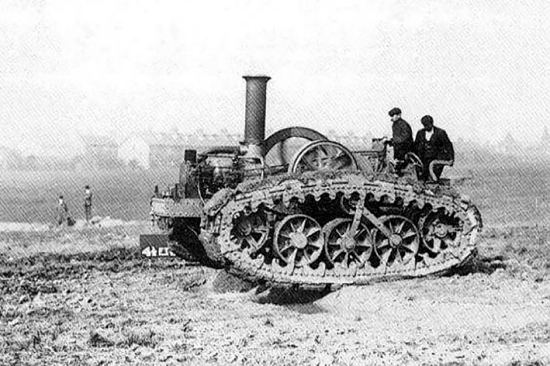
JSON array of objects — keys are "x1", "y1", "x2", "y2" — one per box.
[{"x1": 146, "y1": 75, "x2": 482, "y2": 287}]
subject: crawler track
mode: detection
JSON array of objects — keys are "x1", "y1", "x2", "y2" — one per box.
[{"x1": 200, "y1": 172, "x2": 482, "y2": 287}]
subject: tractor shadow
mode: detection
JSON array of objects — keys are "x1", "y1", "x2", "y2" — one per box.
[
  {"x1": 251, "y1": 285, "x2": 332, "y2": 310},
  {"x1": 212, "y1": 270, "x2": 332, "y2": 308},
  {"x1": 446, "y1": 254, "x2": 507, "y2": 276}
]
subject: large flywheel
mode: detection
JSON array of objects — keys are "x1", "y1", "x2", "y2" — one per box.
[
  {"x1": 263, "y1": 127, "x2": 327, "y2": 169},
  {"x1": 288, "y1": 140, "x2": 358, "y2": 173}
]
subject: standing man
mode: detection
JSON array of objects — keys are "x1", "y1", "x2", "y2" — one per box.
[
  {"x1": 388, "y1": 107, "x2": 414, "y2": 174},
  {"x1": 414, "y1": 115, "x2": 455, "y2": 181},
  {"x1": 56, "y1": 195, "x2": 69, "y2": 226},
  {"x1": 84, "y1": 185, "x2": 93, "y2": 223}
]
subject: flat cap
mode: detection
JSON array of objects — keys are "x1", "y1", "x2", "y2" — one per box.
[
  {"x1": 421, "y1": 115, "x2": 433, "y2": 124},
  {"x1": 388, "y1": 107, "x2": 401, "y2": 117}
]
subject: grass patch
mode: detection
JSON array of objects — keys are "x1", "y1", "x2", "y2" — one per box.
[
  {"x1": 119, "y1": 328, "x2": 162, "y2": 348},
  {"x1": 477, "y1": 226, "x2": 550, "y2": 279},
  {"x1": 0, "y1": 247, "x2": 188, "y2": 296},
  {"x1": 0, "y1": 224, "x2": 145, "y2": 260},
  {"x1": 88, "y1": 331, "x2": 115, "y2": 348}
]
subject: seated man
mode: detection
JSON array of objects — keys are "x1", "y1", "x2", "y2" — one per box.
[{"x1": 414, "y1": 115, "x2": 454, "y2": 181}]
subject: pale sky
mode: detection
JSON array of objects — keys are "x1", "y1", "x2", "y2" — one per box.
[{"x1": 0, "y1": 0, "x2": 549, "y2": 155}]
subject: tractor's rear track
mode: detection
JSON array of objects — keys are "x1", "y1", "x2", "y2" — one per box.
[{"x1": 200, "y1": 172, "x2": 482, "y2": 287}]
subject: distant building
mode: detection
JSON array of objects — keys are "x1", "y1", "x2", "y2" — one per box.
[
  {"x1": 118, "y1": 133, "x2": 187, "y2": 169},
  {"x1": 190, "y1": 129, "x2": 213, "y2": 151},
  {"x1": 117, "y1": 135, "x2": 150, "y2": 169},
  {"x1": 81, "y1": 135, "x2": 119, "y2": 169},
  {"x1": 326, "y1": 129, "x2": 372, "y2": 149},
  {"x1": 219, "y1": 128, "x2": 241, "y2": 145},
  {"x1": 118, "y1": 129, "x2": 245, "y2": 170},
  {"x1": 0, "y1": 146, "x2": 21, "y2": 170}
]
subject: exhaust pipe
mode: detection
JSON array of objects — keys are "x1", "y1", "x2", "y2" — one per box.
[{"x1": 243, "y1": 75, "x2": 270, "y2": 158}]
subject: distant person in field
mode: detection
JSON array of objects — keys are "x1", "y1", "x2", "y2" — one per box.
[
  {"x1": 414, "y1": 115, "x2": 455, "y2": 181},
  {"x1": 56, "y1": 195, "x2": 69, "y2": 226},
  {"x1": 84, "y1": 185, "x2": 93, "y2": 223},
  {"x1": 387, "y1": 107, "x2": 414, "y2": 174}
]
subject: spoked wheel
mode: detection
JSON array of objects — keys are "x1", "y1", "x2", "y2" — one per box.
[
  {"x1": 230, "y1": 213, "x2": 269, "y2": 253},
  {"x1": 323, "y1": 219, "x2": 373, "y2": 268},
  {"x1": 273, "y1": 214, "x2": 323, "y2": 267},
  {"x1": 373, "y1": 215, "x2": 420, "y2": 267},
  {"x1": 263, "y1": 127, "x2": 327, "y2": 170},
  {"x1": 419, "y1": 210, "x2": 460, "y2": 253},
  {"x1": 289, "y1": 140, "x2": 358, "y2": 173}
]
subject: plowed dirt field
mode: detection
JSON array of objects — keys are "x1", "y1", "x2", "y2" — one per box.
[{"x1": 1, "y1": 224, "x2": 549, "y2": 365}]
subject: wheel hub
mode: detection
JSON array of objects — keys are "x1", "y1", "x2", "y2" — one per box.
[
  {"x1": 237, "y1": 220, "x2": 252, "y2": 236},
  {"x1": 434, "y1": 223, "x2": 448, "y2": 238},
  {"x1": 289, "y1": 232, "x2": 308, "y2": 249},
  {"x1": 389, "y1": 234, "x2": 402, "y2": 247},
  {"x1": 341, "y1": 235, "x2": 356, "y2": 251}
]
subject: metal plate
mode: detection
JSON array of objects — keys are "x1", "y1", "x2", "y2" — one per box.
[{"x1": 139, "y1": 234, "x2": 176, "y2": 258}]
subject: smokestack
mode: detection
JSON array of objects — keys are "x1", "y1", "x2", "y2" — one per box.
[{"x1": 243, "y1": 75, "x2": 270, "y2": 157}]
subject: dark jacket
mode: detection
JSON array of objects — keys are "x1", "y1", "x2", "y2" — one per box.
[
  {"x1": 391, "y1": 118, "x2": 413, "y2": 160},
  {"x1": 414, "y1": 126, "x2": 454, "y2": 162}
]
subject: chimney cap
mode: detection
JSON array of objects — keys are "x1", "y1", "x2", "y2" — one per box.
[{"x1": 243, "y1": 75, "x2": 271, "y2": 81}]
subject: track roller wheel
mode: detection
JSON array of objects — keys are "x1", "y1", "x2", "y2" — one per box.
[
  {"x1": 273, "y1": 214, "x2": 323, "y2": 267},
  {"x1": 323, "y1": 218, "x2": 373, "y2": 268},
  {"x1": 419, "y1": 210, "x2": 460, "y2": 253},
  {"x1": 230, "y1": 212, "x2": 269, "y2": 253},
  {"x1": 373, "y1": 215, "x2": 420, "y2": 267}
]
